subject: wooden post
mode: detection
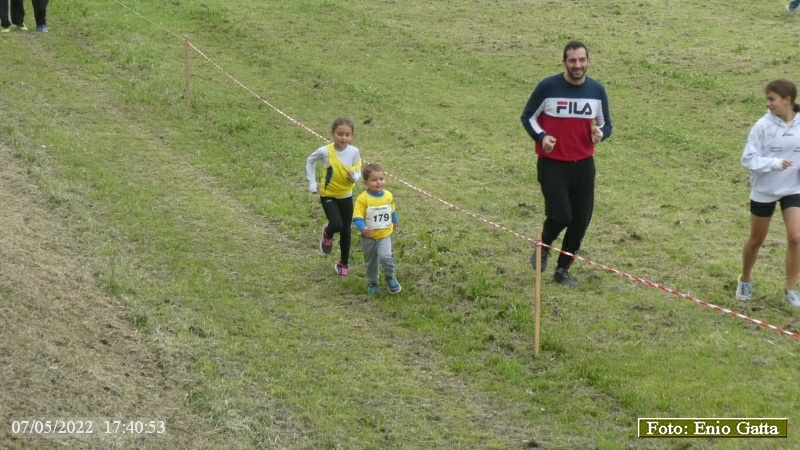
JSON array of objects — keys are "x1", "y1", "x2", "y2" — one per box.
[
  {"x1": 184, "y1": 36, "x2": 191, "y2": 106},
  {"x1": 534, "y1": 228, "x2": 542, "y2": 356}
]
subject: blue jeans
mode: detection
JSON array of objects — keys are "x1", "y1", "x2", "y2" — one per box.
[{"x1": 791, "y1": 0, "x2": 800, "y2": 9}]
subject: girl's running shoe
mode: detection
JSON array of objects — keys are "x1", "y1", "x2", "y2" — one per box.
[{"x1": 335, "y1": 260, "x2": 349, "y2": 277}]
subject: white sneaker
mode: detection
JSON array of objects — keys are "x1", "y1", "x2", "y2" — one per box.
[
  {"x1": 786, "y1": 290, "x2": 800, "y2": 307},
  {"x1": 787, "y1": 4, "x2": 798, "y2": 14},
  {"x1": 735, "y1": 275, "x2": 753, "y2": 301}
]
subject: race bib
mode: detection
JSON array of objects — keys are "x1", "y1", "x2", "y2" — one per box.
[{"x1": 366, "y1": 205, "x2": 392, "y2": 229}]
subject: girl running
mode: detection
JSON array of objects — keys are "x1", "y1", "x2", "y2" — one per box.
[
  {"x1": 737, "y1": 79, "x2": 800, "y2": 307},
  {"x1": 306, "y1": 117, "x2": 362, "y2": 276}
]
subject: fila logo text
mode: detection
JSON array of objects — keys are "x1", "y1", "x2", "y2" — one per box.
[{"x1": 556, "y1": 101, "x2": 593, "y2": 115}]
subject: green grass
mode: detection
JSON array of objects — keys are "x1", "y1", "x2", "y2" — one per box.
[{"x1": 2, "y1": 0, "x2": 800, "y2": 448}]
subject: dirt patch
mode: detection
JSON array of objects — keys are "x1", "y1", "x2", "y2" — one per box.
[{"x1": 0, "y1": 146, "x2": 218, "y2": 449}]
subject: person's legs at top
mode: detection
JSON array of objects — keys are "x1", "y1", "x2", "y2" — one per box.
[
  {"x1": 32, "y1": 0, "x2": 47, "y2": 31},
  {"x1": 10, "y1": 0, "x2": 24, "y2": 28},
  {"x1": 788, "y1": 0, "x2": 800, "y2": 13},
  {"x1": 0, "y1": 0, "x2": 11, "y2": 29}
]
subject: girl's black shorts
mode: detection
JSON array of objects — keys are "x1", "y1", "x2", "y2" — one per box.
[{"x1": 750, "y1": 194, "x2": 800, "y2": 217}]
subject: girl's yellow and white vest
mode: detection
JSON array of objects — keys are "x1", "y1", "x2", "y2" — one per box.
[{"x1": 319, "y1": 144, "x2": 359, "y2": 198}]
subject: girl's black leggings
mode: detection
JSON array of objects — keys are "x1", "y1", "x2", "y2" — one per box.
[{"x1": 321, "y1": 196, "x2": 354, "y2": 264}]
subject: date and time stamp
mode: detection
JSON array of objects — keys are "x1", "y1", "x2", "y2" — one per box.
[{"x1": 10, "y1": 418, "x2": 166, "y2": 438}]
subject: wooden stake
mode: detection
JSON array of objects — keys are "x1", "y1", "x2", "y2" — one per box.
[
  {"x1": 184, "y1": 36, "x2": 191, "y2": 106},
  {"x1": 534, "y1": 228, "x2": 542, "y2": 356}
]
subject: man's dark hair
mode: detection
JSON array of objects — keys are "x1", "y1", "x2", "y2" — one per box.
[{"x1": 563, "y1": 40, "x2": 589, "y2": 61}]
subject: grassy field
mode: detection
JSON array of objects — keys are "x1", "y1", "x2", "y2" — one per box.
[{"x1": 1, "y1": 0, "x2": 800, "y2": 448}]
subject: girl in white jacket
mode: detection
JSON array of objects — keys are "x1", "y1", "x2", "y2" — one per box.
[{"x1": 737, "y1": 79, "x2": 800, "y2": 307}]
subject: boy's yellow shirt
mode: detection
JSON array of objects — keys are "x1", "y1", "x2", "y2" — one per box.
[{"x1": 354, "y1": 189, "x2": 396, "y2": 240}]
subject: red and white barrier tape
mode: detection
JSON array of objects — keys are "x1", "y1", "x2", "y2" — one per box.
[
  {"x1": 392, "y1": 177, "x2": 800, "y2": 341},
  {"x1": 112, "y1": 0, "x2": 800, "y2": 342},
  {"x1": 550, "y1": 246, "x2": 800, "y2": 340}
]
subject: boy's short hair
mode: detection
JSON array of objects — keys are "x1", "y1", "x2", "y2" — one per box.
[{"x1": 362, "y1": 163, "x2": 384, "y2": 180}]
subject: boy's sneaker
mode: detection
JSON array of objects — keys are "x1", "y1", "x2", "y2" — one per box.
[
  {"x1": 386, "y1": 278, "x2": 401, "y2": 294},
  {"x1": 788, "y1": 4, "x2": 798, "y2": 14},
  {"x1": 335, "y1": 260, "x2": 349, "y2": 277},
  {"x1": 786, "y1": 290, "x2": 800, "y2": 307},
  {"x1": 735, "y1": 275, "x2": 753, "y2": 301},
  {"x1": 367, "y1": 283, "x2": 379, "y2": 294},
  {"x1": 319, "y1": 225, "x2": 333, "y2": 255},
  {"x1": 0, "y1": 27, "x2": 9, "y2": 33},
  {"x1": 553, "y1": 267, "x2": 578, "y2": 287},
  {"x1": 36, "y1": 25, "x2": 48, "y2": 32},
  {"x1": 15, "y1": 23, "x2": 27, "y2": 31}
]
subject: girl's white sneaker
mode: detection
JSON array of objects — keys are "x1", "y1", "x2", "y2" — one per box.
[{"x1": 785, "y1": 290, "x2": 800, "y2": 307}]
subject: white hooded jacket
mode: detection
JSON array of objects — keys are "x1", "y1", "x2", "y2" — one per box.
[{"x1": 741, "y1": 111, "x2": 800, "y2": 202}]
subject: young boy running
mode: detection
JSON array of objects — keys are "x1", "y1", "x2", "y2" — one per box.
[{"x1": 353, "y1": 163, "x2": 401, "y2": 294}]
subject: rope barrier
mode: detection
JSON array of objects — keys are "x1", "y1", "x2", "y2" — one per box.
[
  {"x1": 109, "y1": 0, "x2": 800, "y2": 342},
  {"x1": 392, "y1": 176, "x2": 800, "y2": 341}
]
